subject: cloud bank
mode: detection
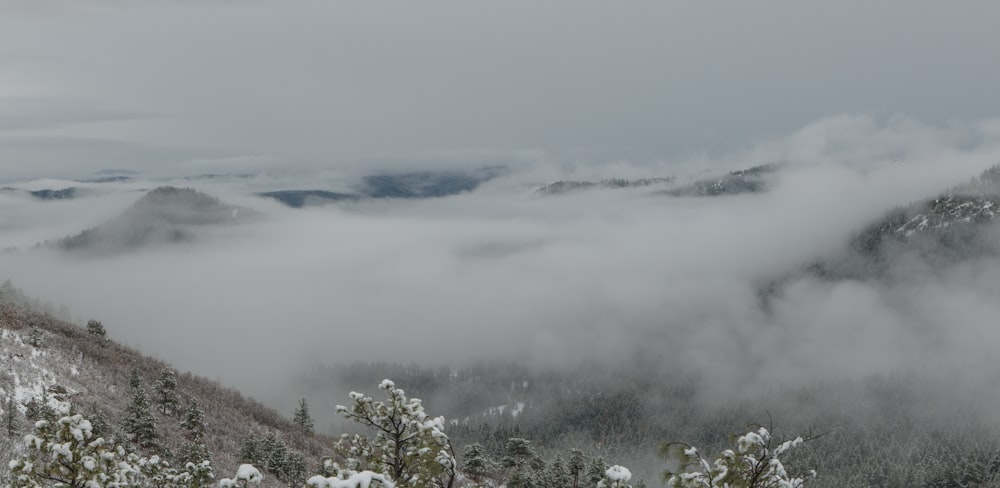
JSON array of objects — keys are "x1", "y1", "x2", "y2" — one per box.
[{"x1": 2, "y1": 116, "x2": 1000, "y2": 411}]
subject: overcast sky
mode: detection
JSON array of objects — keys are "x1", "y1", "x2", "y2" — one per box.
[{"x1": 3, "y1": 1, "x2": 1000, "y2": 180}]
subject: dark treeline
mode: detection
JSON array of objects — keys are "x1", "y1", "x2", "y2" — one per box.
[{"x1": 309, "y1": 360, "x2": 1000, "y2": 487}]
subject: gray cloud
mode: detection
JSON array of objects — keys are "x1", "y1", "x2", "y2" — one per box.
[
  {"x1": 2, "y1": 1, "x2": 1000, "y2": 178},
  {"x1": 5, "y1": 0, "x2": 1000, "y2": 426},
  {"x1": 0, "y1": 97, "x2": 149, "y2": 132},
  {"x1": 2, "y1": 116, "x2": 1000, "y2": 411}
]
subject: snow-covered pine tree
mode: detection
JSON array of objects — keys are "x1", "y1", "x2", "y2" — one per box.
[
  {"x1": 129, "y1": 367, "x2": 142, "y2": 390},
  {"x1": 502, "y1": 438, "x2": 539, "y2": 488},
  {"x1": 23, "y1": 398, "x2": 41, "y2": 423},
  {"x1": 261, "y1": 431, "x2": 289, "y2": 480},
  {"x1": 4, "y1": 395, "x2": 17, "y2": 437},
  {"x1": 177, "y1": 399, "x2": 212, "y2": 464},
  {"x1": 587, "y1": 457, "x2": 608, "y2": 488},
  {"x1": 7, "y1": 411, "x2": 214, "y2": 488},
  {"x1": 661, "y1": 425, "x2": 817, "y2": 488},
  {"x1": 123, "y1": 369, "x2": 159, "y2": 450},
  {"x1": 178, "y1": 439, "x2": 212, "y2": 468},
  {"x1": 461, "y1": 443, "x2": 494, "y2": 484},
  {"x1": 506, "y1": 467, "x2": 538, "y2": 488},
  {"x1": 502, "y1": 438, "x2": 536, "y2": 470},
  {"x1": 178, "y1": 400, "x2": 211, "y2": 466},
  {"x1": 293, "y1": 397, "x2": 315, "y2": 434},
  {"x1": 568, "y1": 449, "x2": 586, "y2": 488},
  {"x1": 180, "y1": 399, "x2": 207, "y2": 440},
  {"x1": 239, "y1": 433, "x2": 264, "y2": 467},
  {"x1": 86, "y1": 402, "x2": 111, "y2": 439},
  {"x1": 545, "y1": 453, "x2": 569, "y2": 488},
  {"x1": 334, "y1": 379, "x2": 457, "y2": 488},
  {"x1": 86, "y1": 319, "x2": 107, "y2": 340},
  {"x1": 286, "y1": 450, "x2": 308, "y2": 487},
  {"x1": 156, "y1": 368, "x2": 181, "y2": 416},
  {"x1": 24, "y1": 390, "x2": 55, "y2": 422}
]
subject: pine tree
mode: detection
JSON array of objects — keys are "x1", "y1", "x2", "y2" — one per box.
[
  {"x1": 8, "y1": 412, "x2": 214, "y2": 488},
  {"x1": 503, "y1": 438, "x2": 539, "y2": 488},
  {"x1": 5, "y1": 395, "x2": 19, "y2": 437},
  {"x1": 568, "y1": 449, "x2": 586, "y2": 488},
  {"x1": 178, "y1": 439, "x2": 212, "y2": 467},
  {"x1": 546, "y1": 453, "x2": 569, "y2": 488},
  {"x1": 129, "y1": 368, "x2": 142, "y2": 390},
  {"x1": 24, "y1": 390, "x2": 55, "y2": 422},
  {"x1": 334, "y1": 378, "x2": 457, "y2": 488},
  {"x1": 462, "y1": 442, "x2": 493, "y2": 483},
  {"x1": 587, "y1": 457, "x2": 608, "y2": 488},
  {"x1": 178, "y1": 399, "x2": 211, "y2": 467},
  {"x1": 123, "y1": 370, "x2": 159, "y2": 450},
  {"x1": 239, "y1": 433, "x2": 264, "y2": 467},
  {"x1": 503, "y1": 438, "x2": 536, "y2": 469},
  {"x1": 23, "y1": 398, "x2": 41, "y2": 423},
  {"x1": 86, "y1": 319, "x2": 107, "y2": 340},
  {"x1": 285, "y1": 450, "x2": 308, "y2": 487},
  {"x1": 661, "y1": 426, "x2": 817, "y2": 488},
  {"x1": 507, "y1": 467, "x2": 538, "y2": 488},
  {"x1": 292, "y1": 397, "x2": 314, "y2": 434},
  {"x1": 180, "y1": 399, "x2": 207, "y2": 441},
  {"x1": 86, "y1": 402, "x2": 111, "y2": 439},
  {"x1": 156, "y1": 368, "x2": 181, "y2": 416},
  {"x1": 260, "y1": 431, "x2": 288, "y2": 479}
]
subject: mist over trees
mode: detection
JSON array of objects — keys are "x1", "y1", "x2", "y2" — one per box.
[
  {"x1": 7, "y1": 0, "x2": 1000, "y2": 485},
  {"x1": 5, "y1": 131, "x2": 1000, "y2": 487}
]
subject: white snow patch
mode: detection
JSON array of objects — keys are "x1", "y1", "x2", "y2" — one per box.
[
  {"x1": 512, "y1": 402, "x2": 525, "y2": 418},
  {"x1": 605, "y1": 465, "x2": 632, "y2": 482}
]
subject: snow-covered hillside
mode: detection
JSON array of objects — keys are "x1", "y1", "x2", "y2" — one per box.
[{"x1": 0, "y1": 296, "x2": 329, "y2": 488}]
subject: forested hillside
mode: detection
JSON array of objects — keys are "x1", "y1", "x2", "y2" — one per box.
[{"x1": 0, "y1": 285, "x2": 329, "y2": 487}]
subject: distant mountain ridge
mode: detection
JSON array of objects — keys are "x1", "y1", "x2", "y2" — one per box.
[
  {"x1": 52, "y1": 186, "x2": 244, "y2": 254},
  {"x1": 1, "y1": 187, "x2": 89, "y2": 200},
  {"x1": 845, "y1": 165, "x2": 1000, "y2": 271},
  {"x1": 536, "y1": 177, "x2": 674, "y2": 195},
  {"x1": 534, "y1": 163, "x2": 779, "y2": 197},
  {"x1": 664, "y1": 163, "x2": 779, "y2": 197},
  {"x1": 757, "y1": 164, "x2": 1000, "y2": 301},
  {"x1": 258, "y1": 190, "x2": 360, "y2": 208},
  {"x1": 260, "y1": 167, "x2": 505, "y2": 208}
]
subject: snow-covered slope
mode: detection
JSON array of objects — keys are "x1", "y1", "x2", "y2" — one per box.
[{"x1": 0, "y1": 296, "x2": 329, "y2": 487}]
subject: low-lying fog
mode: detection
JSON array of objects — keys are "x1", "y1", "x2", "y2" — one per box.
[{"x1": 3, "y1": 116, "x2": 1000, "y2": 412}]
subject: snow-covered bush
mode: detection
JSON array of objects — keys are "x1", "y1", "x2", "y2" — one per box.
[
  {"x1": 597, "y1": 465, "x2": 633, "y2": 488},
  {"x1": 5, "y1": 411, "x2": 214, "y2": 488},
  {"x1": 333, "y1": 379, "x2": 456, "y2": 488},
  {"x1": 307, "y1": 469, "x2": 396, "y2": 488},
  {"x1": 661, "y1": 426, "x2": 816, "y2": 488},
  {"x1": 219, "y1": 464, "x2": 263, "y2": 488}
]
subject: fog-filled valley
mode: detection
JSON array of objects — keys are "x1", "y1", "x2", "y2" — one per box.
[
  {"x1": 6, "y1": 117, "x2": 1000, "y2": 485},
  {"x1": 6, "y1": 1, "x2": 1000, "y2": 486}
]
